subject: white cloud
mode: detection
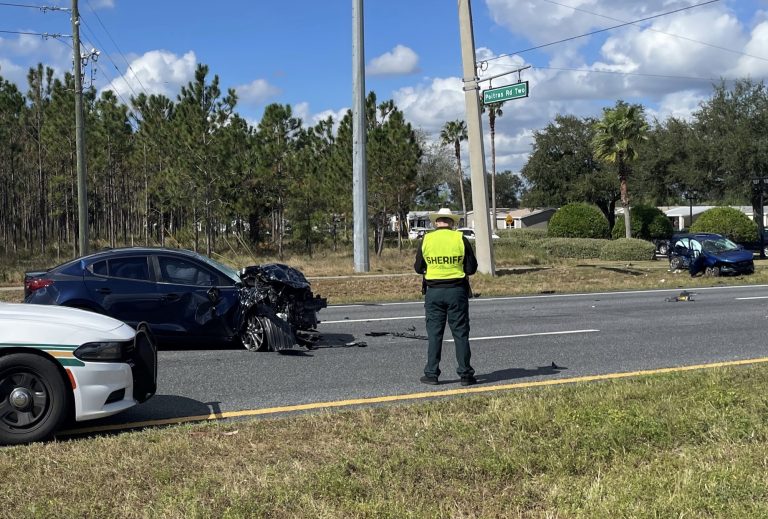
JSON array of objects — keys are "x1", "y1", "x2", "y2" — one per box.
[
  {"x1": 87, "y1": 0, "x2": 115, "y2": 8},
  {"x1": 0, "y1": 58, "x2": 25, "y2": 85},
  {"x1": 646, "y1": 90, "x2": 707, "y2": 122},
  {"x1": 234, "y1": 79, "x2": 280, "y2": 106},
  {"x1": 393, "y1": 77, "x2": 466, "y2": 133},
  {"x1": 100, "y1": 50, "x2": 197, "y2": 100},
  {"x1": 728, "y1": 20, "x2": 768, "y2": 77},
  {"x1": 367, "y1": 45, "x2": 419, "y2": 76},
  {"x1": 0, "y1": 33, "x2": 71, "y2": 87},
  {"x1": 293, "y1": 102, "x2": 348, "y2": 132}
]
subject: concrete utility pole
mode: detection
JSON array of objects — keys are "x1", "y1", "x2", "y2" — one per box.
[
  {"x1": 352, "y1": 0, "x2": 369, "y2": 272},
  {"x1": 72, "y1": 0, "x2": 89, "y2": 255},
  {"x1": 458, "y1": 0, "x2": 495, "y2": 275}
]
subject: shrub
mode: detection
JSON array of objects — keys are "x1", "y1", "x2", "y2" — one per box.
[
  {"x1": 599, "y1": 238, "x2": 656, "y2": 261},
  {"x1": 689, "y1": 207, "x2": 758, "y2": 243},
  {"x1": 499, "y1": 228, "x2": 548, "y2": 240},
  {"x1": 542, "y1": 238, "x2": 605, "y2": 259},
  {"x1": 548, "y1": 203, "x2": 610, "y2": 239},
  {"x1": 612, "y1": 205, "x2": 673, "y2": 240}
]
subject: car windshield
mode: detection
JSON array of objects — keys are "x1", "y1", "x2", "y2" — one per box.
[
  {"x1": 701, "y1": 237, "x2": 740, "y2": 253},
  {"x1": 195, "y1": 253, "x2": 241, "y2": 283}
]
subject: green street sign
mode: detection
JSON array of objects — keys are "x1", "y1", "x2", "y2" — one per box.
[{"x1": 482, "y1": 81, "x2": 529, "y2": 104}]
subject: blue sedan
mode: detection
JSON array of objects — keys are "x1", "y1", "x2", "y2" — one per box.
[
  {"x1": 23, "y1": 248, "x2": 327, "y2": 351},
  {"x1": 669, "y1": 233, "x2": 755, "y2": 276}
]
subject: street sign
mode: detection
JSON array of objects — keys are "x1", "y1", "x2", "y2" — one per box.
[{"x1": 482, "y1": 81, "x2": 529, "y2": 104}]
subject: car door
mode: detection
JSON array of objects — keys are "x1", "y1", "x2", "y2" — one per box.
[
  {"x1": 153, "y1": 254, "x2": 239, "y2": 342},
  {"x1": 82, "y1": 255, "x2": 162, "y2": 327}
]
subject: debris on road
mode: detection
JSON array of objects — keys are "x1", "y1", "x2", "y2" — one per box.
[
  {"x1": 666, "y1": 290, "x2": 694, "y2": 302},
  {"x1": 365, "y1": 331, "x2": 429, "y2": 340}
]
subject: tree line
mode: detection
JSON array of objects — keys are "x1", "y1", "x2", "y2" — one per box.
[
  {"x1": 521, "y1": 79, "x2": 768, "y2": 232},
  {"x1": 7, "y1": 62, "x2": 755, "y2": 260},
  {"x1": 0, "y1": 62, "x2": 527, "y2": 259}
]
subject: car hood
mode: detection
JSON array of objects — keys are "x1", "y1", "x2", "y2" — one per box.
[
  {"x1": 705, "y1": 249, "x2": 754, "y2": 263},
  {"x1": 0, "y1": 303, "x2": 134, "y2": 346}
]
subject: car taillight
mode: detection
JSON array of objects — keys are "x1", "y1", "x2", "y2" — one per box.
[{"x1": 25, "y1": 278, "x2": 54, "y2": 292}]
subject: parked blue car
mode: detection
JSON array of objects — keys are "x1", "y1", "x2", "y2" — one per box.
[
  {"x1": 668, "y1": 233, "x2": 755, "y2": 276},
  {"x1": 23, "y1": 248, "x2": 327, "y2": 351}
]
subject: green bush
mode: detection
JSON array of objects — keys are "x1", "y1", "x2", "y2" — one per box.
[
  {"x1": 499, "y1": 228, "x2": 548, "y2": 240},
  {"x1": 542, "y1": 238, "x2": 606, "y2": 259},
  {"x1": 689, "y1": 207, "x2": 758, "y2": 243},
  {"x1": 548, "y1": 203, "x2": 610, "y2": 239},
  {"x1": 600, "y1": 238, "x2": 657, "y2": 261},
  {"x1": 612, "y1": 205, "x2": 673, "y2": 240}
]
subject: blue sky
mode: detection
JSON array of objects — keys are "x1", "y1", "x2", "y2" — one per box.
[{"x1": 1, "y1": 0, "x2": 767, "y2": 172}]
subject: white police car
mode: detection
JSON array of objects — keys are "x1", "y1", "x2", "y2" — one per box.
[{"x1": 0, "y1": 303, "x2": 156, "y2": 444}]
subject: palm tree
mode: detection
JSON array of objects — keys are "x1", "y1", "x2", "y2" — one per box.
[
  {"x1": 482, "y1": 101, "x2": 505, "y2": 230},
  {"x1": 440, "y1": 120, "x2": 468, "y2": 222},
  {"x1": 592, "y1": 101, "x2": 649, "y2": 238}
]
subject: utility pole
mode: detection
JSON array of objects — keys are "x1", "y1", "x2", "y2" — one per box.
[
  {"x1": 72, "y1": 0, "x2": 89, "y2": 255},
  {"x1": 458, "y1": 0, "x2": 495, "y2": 275},
  {"x1": 352, "y1": 0, "x2": 369, "y2": 272}
]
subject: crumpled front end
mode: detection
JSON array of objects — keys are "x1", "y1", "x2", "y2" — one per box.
[{"x1": 237, "y1": 264, "x2": 327, "y2": 351}]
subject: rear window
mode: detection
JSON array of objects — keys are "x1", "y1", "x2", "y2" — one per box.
[
  {"x1": 109, "y1": 257, "x2": 151, "y2": 281},
  {"x1": 91, "y1": 260, "x2": 108, "y2": 276}
]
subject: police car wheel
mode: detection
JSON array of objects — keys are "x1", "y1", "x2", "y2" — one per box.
[{"x1": 0, "y1": 354, "x2": 68, "y2": 445}]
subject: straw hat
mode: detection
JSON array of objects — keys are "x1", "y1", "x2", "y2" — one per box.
[{"x1": 428, "y1": 208, "x2": 461, "y2": 224}]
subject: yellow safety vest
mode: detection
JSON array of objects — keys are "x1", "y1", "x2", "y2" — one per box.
[{"x1": 422, "y1": 229, "x2": 465, "y2": 280}]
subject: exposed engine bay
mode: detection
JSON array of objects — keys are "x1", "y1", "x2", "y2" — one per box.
[{"x1": 238, "y1": 263, "x2": 327, "y2": 352}]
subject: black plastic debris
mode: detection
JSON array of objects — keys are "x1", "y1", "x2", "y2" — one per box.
[
  {"x1": 666, "y1": 290, "x2": 694, "y2": 302},
  {"x1": 365, "y1": 331, "x2": 428, "y2": 340}
]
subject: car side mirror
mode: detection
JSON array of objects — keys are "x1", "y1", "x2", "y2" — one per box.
[{"x1": 207, "y1": 286, "x2": 220, "y2": 303}]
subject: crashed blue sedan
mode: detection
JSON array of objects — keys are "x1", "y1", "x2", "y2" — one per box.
[
  {"x1": 23, "y1": 248, "x2": 327, "y2": 351},
  {"x1": 669, "y1": 233, "x2": 755, "y2": 276}
]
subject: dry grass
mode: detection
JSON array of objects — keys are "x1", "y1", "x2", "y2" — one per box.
[
  {"x1": 3, "y1": 252, "x2": 767, "y2": 305},
  {"x1": 2, "y1": 365, "x2": 768, "y2": 518}
]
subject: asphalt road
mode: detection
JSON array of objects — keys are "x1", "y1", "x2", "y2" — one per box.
[{"x1": 70, "y1": 283, "x2": 768, "y2": 431}]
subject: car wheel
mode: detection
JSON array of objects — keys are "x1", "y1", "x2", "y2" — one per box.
[
  {"x1": 764, "y1": 246, "x2": 768, "y2": 258},
  {"x1": 0, "y1": 354, "x2": 68, "y2": 445},
  {"x1": 241, "y1": 313, "x2": 269, "y2": 352},
  {"x1": 657, "y1": 242, "x2": 669, "y2": 256},
  {"x1": 669, "y1": 257, "x2": 682, "y2": 270},
  {"x1": 705, "y1": 265, "x2": 721, "y2": 277},
  {"x1": 240, "y1": 305, "x2": 298, "y2": 352}
]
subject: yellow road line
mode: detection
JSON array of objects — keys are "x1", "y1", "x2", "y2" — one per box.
[{"x1": 63, "y1": 356, "x2": 768, "y2": 436}]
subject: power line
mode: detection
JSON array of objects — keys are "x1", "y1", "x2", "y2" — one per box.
[
  {"x1": 0, "y1": 28, "x2": 68, "y2": 37},
  {"x1": 537, "y1": 0, "x2": 768, "y2": 63},
  {"x1": 0, "y1": 1, "x2": 68, "y2": 11},
  {"x1": 532, "y1": 65, "x2": 756, "y2": 83},
  {"x1": 484, "y1": 0, "x2": 721, "y2": 62},
  {"x1": 79, "y1": 23, "x2": 143, "y2": 104},
  {"x1": 50, "y1": 34, "x2": 141, "y2": 132},
  {"x1": 84, "y1": 0, "x2": 151, "y2": 98}
]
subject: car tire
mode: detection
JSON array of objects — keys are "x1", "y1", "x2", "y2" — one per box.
[
  {"x1": 240, "y1": 305, "x2": 297, "y2": 352},
  {"x1": 705, "y1": 265, "x2": 721, "y2": 277},
  {"x1": 0, "y1": 354, "x2": 69, "y2": 445},
  {"x1": 241, "y1": 312, "x2": 269, "y2": 352},
  {"x1": 669, "y1": 257, "x2": 682, "y2": 271},
  {"x1": 657, "y1": 242, "x2": 669, "y2": 256}
]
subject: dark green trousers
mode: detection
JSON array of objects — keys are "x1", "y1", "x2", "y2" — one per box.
[{"x1": 424, "y1": 285, "x2": 473, "y2": 378}]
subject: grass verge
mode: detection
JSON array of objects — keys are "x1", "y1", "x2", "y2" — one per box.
[{"x1": 2, "y1": 364, "x2": 768, "y2": 518}]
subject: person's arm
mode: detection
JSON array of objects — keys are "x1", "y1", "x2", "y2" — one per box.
[
  {"x1": 414, "y1": 243, "x2": 427, "y2": 274},
  {"x1": 463, "y1": 237, "x2": 478, "y2": 275}
]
